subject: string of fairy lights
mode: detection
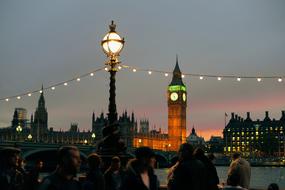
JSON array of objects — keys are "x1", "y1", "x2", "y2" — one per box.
[
  {"x1": 0, "y1": 67, "x2": 105, "y2": 102},
  {"x1": 1, "y1": 64, "x2": 284, "y2": 103}
]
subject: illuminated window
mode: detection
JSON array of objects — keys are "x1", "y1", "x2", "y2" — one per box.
[
  {"x1": 256, "y1": 132, "x2": 259, "y2": 135},
  {"x1": 232, "y1": 137, "x2": 235, "y2": 140},
  {"x1": 242, "y1": 132, "x2": 244, "y2": 136},
  {"x1": 228, "y1": 129, "x2": 231, "y2": 132},
  {"x1": 237, "y1": 137, "x2": 240, "y2": 141},
  {"x1": 228, "y1": 147, "x2": 231, "y2": 152},
  {"x1": 251, "y1": 137, "x2": 254, "y2": 140},
  {"x1": 270, "y1": 127, "x2": 273, "y2": 131},
  {"x1": 237, "y1": 147, "x2": 240, "y2": 151}
]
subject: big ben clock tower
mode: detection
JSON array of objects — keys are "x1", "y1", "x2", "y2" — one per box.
[{"x1": 168, "y1": 56, "x2": 187, "y2": 151}]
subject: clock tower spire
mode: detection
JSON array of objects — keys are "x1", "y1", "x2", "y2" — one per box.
[{"x1": 168, "y1": 56, "x2": 187, "y2": 151}]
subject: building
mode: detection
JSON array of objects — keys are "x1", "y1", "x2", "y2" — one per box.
[
  {"x1": 186, "y1": 127, "x2": 205, "y2": 147},
  {"x1": 223, "y1": 111, "x2": 285, "y2": 156},
  {"x1": 133, "y1": 121, "x2": 169, "y2": 151},
  {"x1": 11, "y1": 108, "x2": 29, "y2": 128},
  {"x1": 30, "y1": 86, "x2": 48, "y2": 142},
  {"x1": 206, "y1": 136, "x2": 224, "y2": 153},
  {"x1": 167, "y1": 57, "x2": 187, "y2": 151},
  {"x1": 131, "y1": 57, "x2": 188, "y2": 151},
  {"x1": 92, "y1": 110, "x2": 137, "y2": 151},
  {"x1": 0, "y1": 87, "x2": 93, "y2": 144},
  {"x1": 1, "y1": 59, "x2": 190, "y2": 152}
]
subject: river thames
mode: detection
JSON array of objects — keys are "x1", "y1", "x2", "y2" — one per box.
[{"x1": 155, "y1": 166, "x2": 285, "y2": 190}]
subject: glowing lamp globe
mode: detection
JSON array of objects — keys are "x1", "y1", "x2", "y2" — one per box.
[
  {"x1": 28, "y1": 134, "x2": 32, "y2": 140},
  {"x1": 101, "y1": 21, "x2": 124, "y2": 58}
]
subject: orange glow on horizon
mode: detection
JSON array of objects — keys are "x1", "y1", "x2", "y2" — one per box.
[{"x1": 198, "y1": 129, "x2": 223, "y2": 141}]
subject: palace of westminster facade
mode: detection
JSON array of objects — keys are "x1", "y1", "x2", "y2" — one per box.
[
  {"x1": 1, "y1": 58, "x2": 284, "y2": 156},
  {"x1": 0, "y1": 59, "x2": 188, "y2": 152}
]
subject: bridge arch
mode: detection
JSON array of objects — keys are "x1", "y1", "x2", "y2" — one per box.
[
  {"x1": 155, "y1": 153, "x2": 168, "y2": 168},
  {"x1": 23, "y1": 148, "x2": 88, "y2": 159}
]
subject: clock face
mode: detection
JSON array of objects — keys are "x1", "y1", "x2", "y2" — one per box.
[
  {"x1": 183, "y1": 93, "x2": 186, "y2": 101},
  {"x1": 170, "y1": 92, "x2": 178, "y2": 101}
]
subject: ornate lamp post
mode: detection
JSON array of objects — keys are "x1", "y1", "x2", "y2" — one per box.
[
  {"x1": 16, "y1": 125, "x2": 22, "y2": 141},
  {"x1": 91, "y1": 132, "x2": 96, "y2": 144},
  {"x1": 101, "y1": 20, "x2": 125, "y2": 124},
  {"x1": 97, "y1": 21, "x2": 128, "y2": 168},
  {"x1": 28, "y1": 134, "x2": 33, "y2": 141}
]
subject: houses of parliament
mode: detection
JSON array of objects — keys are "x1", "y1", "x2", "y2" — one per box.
[{"x1": 0, "y1": 59, "x2": 188, "y2": 152}]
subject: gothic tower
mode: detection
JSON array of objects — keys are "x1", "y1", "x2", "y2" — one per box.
[
  {"x1": 167, "y1": 56, "x2": 187, "y2": 151},
  {"x1": 32, "y1": 86, "x2": 48, "y2": 141}
]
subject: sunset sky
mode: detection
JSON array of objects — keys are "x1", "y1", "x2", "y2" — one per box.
[{"x1": 1, "y1": 0, "x2": 285, "y2": 140}]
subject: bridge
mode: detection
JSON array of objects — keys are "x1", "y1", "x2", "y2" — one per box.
[{"x1": 0, "y1": 141, "x2": 178, "y2": 170}]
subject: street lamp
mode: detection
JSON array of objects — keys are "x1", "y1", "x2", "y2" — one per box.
[
  {"x1": 138, "y1": 138, "x2": 142, "y2": 146},
  {"x1": 166, "y1": 143, "x2": 171, "y2": 165},
  {"x1": 91, "y1": 132, "x2": 96, "y2": 144},
  {"x1": 28, "y1": 134, "x2": 33, "y2": 141},
  {"x1": 16, "y1": 125, "x2": 22, "y2": 132},
  {"x1": 101, "y1": 20, "x2": 125, "y2": 124},
  {"x1": 16, "y1": 125, "x2": 22, "y2": 141}
]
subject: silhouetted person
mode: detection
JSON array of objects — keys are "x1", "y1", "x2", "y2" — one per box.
[
  {"x1": 208, "y1": 153, "x2": 216, "y2": 163},
  {"x1": 194, "y1": 148, "x2": 219, "y2": 190},
  {"x1": 227, "y1": 153, "x2": 251, "y2": 189},
  {"x1": 104, "y1": 156, "x2": 125, "y2": 190},
  {"x1": 168, "y1": 143, "x2": 206, "y2": 190},
  {"x1": 17, "y1": 157, "x2": 27, "y2": 176},
  {"x1": 39, "y1": 146, "x2": 81, "y2": 190},
  {"x1": 82, "y1": 153, "x2": 105, "y2": 190},
  {"x1": 24, "y1": 160, "x2": 43, "y2": 190},
  {"x1": 223, "y1": 173, "x2": 247, "y2": 190},
  {"x1": 0, "y1": 147, "x2": 25, "y2": 190},
  {"x1": 268, "y1": 183, "x2": 279, "y2": 190},
  {"x1": 121, "y1": 147, "x2": 159, "y2": 190}
]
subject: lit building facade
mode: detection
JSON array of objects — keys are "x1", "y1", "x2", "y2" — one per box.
[
  {"x1": 132, "y1": 58, "x2": 187, "y2": 151},
  {"x1": 223, "y1": 111, "x2": 285, "y2": 156}
]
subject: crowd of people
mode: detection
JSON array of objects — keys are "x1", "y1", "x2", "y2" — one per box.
[{"x1": 0, "y1": 144, "x2": 280, "y2": 190}]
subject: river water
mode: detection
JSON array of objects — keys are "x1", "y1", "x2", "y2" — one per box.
[{"x1": 155, "y1": 166, "x2": 285, "y2": 190}]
